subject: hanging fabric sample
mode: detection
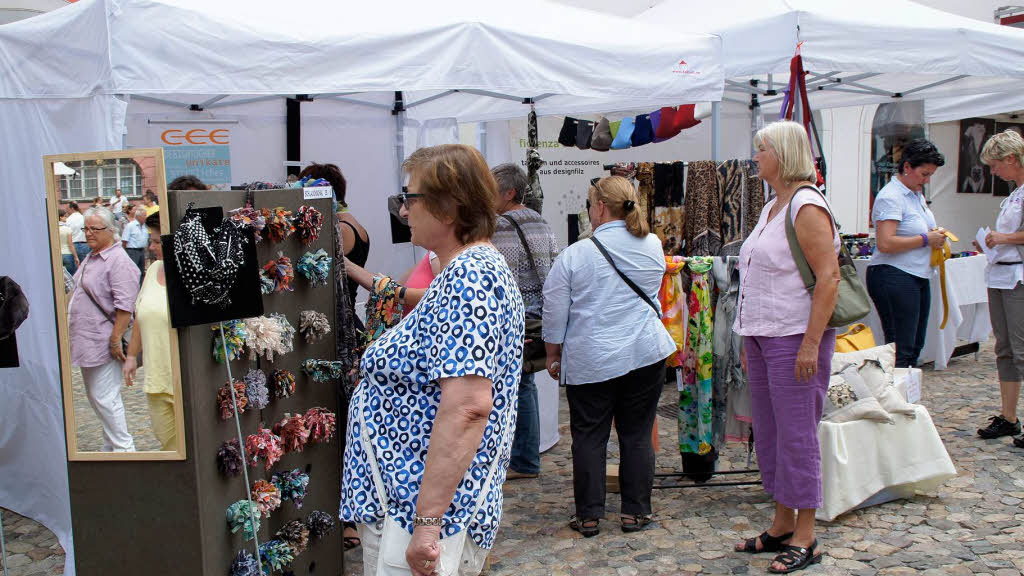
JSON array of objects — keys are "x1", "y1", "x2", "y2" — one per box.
[
  {"x1": 334, "y1": 220, "x2": 360, "y2": 400},
  {"x1": 636, "y1": 163, "x2": 655, "y2": 228},
  {"x1": 670, "y1": 161, "x2": 685, "y2": 205},
  {"x1": 632, "y1": 114, "x2": 654, "y2": 147},
  {"x1": 684, "y1": 161, "x2": 722, "y2": 256},
  {"x1": 591, "y1": 117, "x2": 613, "y2": 151},
  {"x1": 743, "y1": 160, "x2": 766, "y2": 240},
  {"x1": 653, "y1": 162, "x2": 673, "y2": 207},
  {"x1": 711, "y1": 257, "x2": 750, "y2": 448},
  {"x1": 575, "y1": 119, "x2": 595, "y2": 150},
  {"x1": 679, "y1": 257, "x2": 715, "y2": 458},
  {"x1": 654, "y1": 207, "x2": 685, "y2": 256},
  {"x1": 524, "y1": 108, "x2": 545, "y2": 214},
  {"x1": 718, "y1": 159, "x2": 746, "y2": 256}
]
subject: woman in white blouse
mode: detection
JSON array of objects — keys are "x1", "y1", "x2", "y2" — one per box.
[
  {"x1": 542, "y1": 176, "x2": 675, "y2": 537},
  {"x1": 976, "y1": 130, "x2": 1024, "y2": 445}
]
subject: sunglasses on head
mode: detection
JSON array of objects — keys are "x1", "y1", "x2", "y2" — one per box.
[{"x1": 587, "y1": 177, "x2": 602, "y2": 211}]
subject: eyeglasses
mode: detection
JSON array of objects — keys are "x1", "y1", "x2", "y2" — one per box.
[
  {"x1": 390, "y1": 187, "x2": 424, "y2": 208},
  {"x1": 84, "y1": 226, "x2": 108, "y2": 233}
]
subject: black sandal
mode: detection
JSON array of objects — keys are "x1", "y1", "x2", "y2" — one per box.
[
  {"x1": 768, "y1": 540, "x2": 821, "y2": 574},
  {"x1": 736, "y1": 530, "x2": 794, "y2": 554},
  {"x1": 569, "y1": 515, "x2": 600, "y2": 538},
  {"x1": 343, "y1": 535, "x2": 361, "y2": 550},
  {"x1": 620, "y1": 514, "x2": 653, "y2": 533},
  {"x1": 1013, "y1": 435, "x2": 1024, "y2": 448}
]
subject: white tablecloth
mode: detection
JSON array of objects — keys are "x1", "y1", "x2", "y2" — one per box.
[{"x1": 853, "y1": 255, "x2": 991, "y2": 370}]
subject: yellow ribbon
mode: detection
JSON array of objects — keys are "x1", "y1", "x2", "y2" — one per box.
[{"x1": 930, "y1": 230, "x2": 958, "y2": 329}]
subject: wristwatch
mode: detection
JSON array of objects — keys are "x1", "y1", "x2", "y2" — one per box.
[{"x1": 413, "y1": 515, "x2": 444, "y2": 527}]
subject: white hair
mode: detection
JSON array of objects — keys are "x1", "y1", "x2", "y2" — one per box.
[
  {"x1": 134, "y1": 206, "x2": 147, "y2": 218},
  {"x1": 84, "y1": 206, "x2": 120, "y2": 241}
]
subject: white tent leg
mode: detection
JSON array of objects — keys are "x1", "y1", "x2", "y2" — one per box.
[{"x1": 712, "y1": 101, "x2": 721, "y2": 162}]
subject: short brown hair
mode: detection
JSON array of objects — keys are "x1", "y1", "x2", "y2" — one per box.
[{"x1": 403, "y1": 144, "x2": 497, "y2": 244}]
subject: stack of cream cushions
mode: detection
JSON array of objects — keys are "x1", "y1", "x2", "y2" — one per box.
[{"x1": 824, "y1": 344, "x2": 918, "y2": 424}]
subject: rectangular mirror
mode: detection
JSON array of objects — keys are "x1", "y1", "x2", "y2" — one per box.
[{"x1": 44, "y1": 149, "x2": 186, "y2": 461}]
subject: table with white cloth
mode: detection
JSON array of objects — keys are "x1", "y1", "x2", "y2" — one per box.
[{"x1": 853, "y1": 255, "x2": 991, "y2": 370}]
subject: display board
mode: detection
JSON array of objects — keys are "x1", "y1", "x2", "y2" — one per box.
[{"x1": 68, "y1": 189, "x2": 343, "y2": 575}]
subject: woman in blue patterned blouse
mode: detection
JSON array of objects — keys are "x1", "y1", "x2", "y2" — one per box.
[{"x1": 340, "y1": 144, "x2": 525, "y2": 576}]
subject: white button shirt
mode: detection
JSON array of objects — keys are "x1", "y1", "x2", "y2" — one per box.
[
  {"x1": 542, "y1": 220, "x2": 675, "y2": 385},
  {"x1": 986, "y1": 184, "x2": 1024, "y2": 290}
]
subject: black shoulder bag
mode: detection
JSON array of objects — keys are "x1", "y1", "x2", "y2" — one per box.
[{"x1": 501, "y1": 214, "x2": 546, "y2": 374}]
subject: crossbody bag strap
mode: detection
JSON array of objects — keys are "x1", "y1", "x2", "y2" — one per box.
[
  {"x1": 500, "y1": 214, "x2": 540, "y2": 281},
  {"x1": 589, "y1": 236, "x2": 661, "y2": 318},
  {"x1": 784, "y1": 185, "x2": 851, "y2": 291},
  {"x1": 358, "y1": 394, "x2": 505, "y2": 528}
]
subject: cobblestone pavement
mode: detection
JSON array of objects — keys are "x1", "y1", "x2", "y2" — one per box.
[
  {"x1": 10, "y1": 341, "x2": 1024, "y2": 575},
  {"x1": 72, "y1": 366, "x2": 161, "y2": 452}
]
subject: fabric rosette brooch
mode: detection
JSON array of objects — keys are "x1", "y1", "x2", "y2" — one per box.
[
  {"x1": 296, "y1": 249, "x2": 331, "y2": 287},
  {"x1": 260, "y1": 253, "x2": 294, "y2": 294},
  {"x1": 293, "y1": 205, "x2": 324, "y2": 247}
]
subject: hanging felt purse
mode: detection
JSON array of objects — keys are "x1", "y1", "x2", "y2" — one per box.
[
  {"x1": 784, "y1": 186, "x2": 871, "y2": 328},
  {"x1": 835, "y1": 323, "x2": 875, "y2": 353},
  {"x1": 501, "y1": 214, "x2": 547, "y2": 373}
]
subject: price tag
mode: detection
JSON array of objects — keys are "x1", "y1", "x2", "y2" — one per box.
[{"x1": 303, "y1": 186, "x2": 333, "y2": 200}]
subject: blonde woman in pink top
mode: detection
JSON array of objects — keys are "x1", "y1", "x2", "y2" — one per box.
[{"x1": 732, "y1": 121, "x2": 839, "y2": 574}]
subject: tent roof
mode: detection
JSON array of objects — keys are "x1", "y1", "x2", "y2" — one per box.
[
  {"x1": 636, "y1": 0, "x2": 1024, "y2": 110},
  {"x1": 0, "y1": 0, "x2": 723, "y2": 120},
  {"x1": 925, "y1": 92, "x2": 1024, "y2": 124}
]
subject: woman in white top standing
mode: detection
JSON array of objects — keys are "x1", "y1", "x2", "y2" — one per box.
[
  {"x1": 975, "y1": 130, "x2": 1024, "y2": 444},
  {"x1": 542, "y1": 176, "x2": 675, "y2": 537}
]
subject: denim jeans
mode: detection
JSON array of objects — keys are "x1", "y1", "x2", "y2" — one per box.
[
  {"x1": 509, "y1": 371, "x2": 540, "y2": 474},
  {"x1": 62, "y1": 254, "x2": 77, "y2": 276},
  {"x1": 866, "y1": 264, "x2": 930, "y2": 368},
  {"x1": 74, "y1": 242, "x2": 91, "y2": 263}
]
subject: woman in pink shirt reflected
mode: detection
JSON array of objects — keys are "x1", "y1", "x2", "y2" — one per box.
[
  {"x1": 68, "y1": 206, "x2": 140, "y2": 452},
  {"x1": 732, "y1": 121, "x2": 840, "y2": 574}
]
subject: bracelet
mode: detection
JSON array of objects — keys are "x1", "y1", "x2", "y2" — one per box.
[
  {"x1": 920, "y1": 233, "x2": 928, "y2": 247},
  {"x1": 413, "y1": 515, "x2": 444, "y2": 527},
  {"x1": 398, "y1": 285, "x2": 408, "y2": 303}
]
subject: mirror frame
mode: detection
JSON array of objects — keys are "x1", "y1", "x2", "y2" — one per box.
[{"x1": 44, "y1": 148, "x2": 186, "y2": 461}]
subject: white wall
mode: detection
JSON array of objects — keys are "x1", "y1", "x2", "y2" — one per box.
[{"x1": 928, "y1": 121, "x2": 1005, "y2": 250}]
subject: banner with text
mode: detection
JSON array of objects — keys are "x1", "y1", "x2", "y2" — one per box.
[{"x1": 163, "y1": 145, "x2": 232, "y2": 189}]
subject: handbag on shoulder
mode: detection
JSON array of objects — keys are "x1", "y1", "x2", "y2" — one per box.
[
  {"x1": 784, "y1": 186, "x2": 871, "y2": 328},
  {"x1": 500, "y1": 214, "x2": 547, "y2": 373}
]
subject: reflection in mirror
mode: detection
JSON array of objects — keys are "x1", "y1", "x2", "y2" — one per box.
[{"x1": 45, "y1": 149, "x2": 186, "y2": 461}]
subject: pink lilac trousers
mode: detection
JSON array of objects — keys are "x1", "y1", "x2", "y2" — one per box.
[{"x1": 744, "y1": 330, "x2": 834, "y2": 510}]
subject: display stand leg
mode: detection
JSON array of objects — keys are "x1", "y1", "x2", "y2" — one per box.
[{"x1": 219, "y1": 321, "x2": 263, "y2": 573}]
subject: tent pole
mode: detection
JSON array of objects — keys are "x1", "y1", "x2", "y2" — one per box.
[{"x1": 711, "y1": 101, "x2": 721, "y2": 162}]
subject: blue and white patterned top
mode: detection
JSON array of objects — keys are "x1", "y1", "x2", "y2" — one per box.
[{"x1": 340, "y1": 245, "x2": 524, "y2": 549}]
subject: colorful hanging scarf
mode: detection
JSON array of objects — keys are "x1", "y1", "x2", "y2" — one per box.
[
  {"x1": 658, "y1": 256, "x2": 688, "y2": 368},
  {"x1": 679, "y1": 257, "x2": 714, "y2": 456}
]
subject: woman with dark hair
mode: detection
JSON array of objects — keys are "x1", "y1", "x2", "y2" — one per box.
[
  {"x1": 299, "y1": 163, "x2": 370, "y2": 309},
  {"x1": 340, "y1": 145, "x2": 523, "y2": 576},
  {"x1": 866, "y1": 138, "x2": 949, "y2": 368}
]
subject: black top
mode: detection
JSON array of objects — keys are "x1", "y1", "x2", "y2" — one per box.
[{"x1": 340, "y1": 220, "x2": 370, "y2": 308}]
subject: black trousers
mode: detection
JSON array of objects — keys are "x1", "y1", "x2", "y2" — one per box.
[
  {"x1": 866, "y1": 264, "x2": 931, "y2": 368},
  {"x1": 565, "y1": 360, "x2": 665, "y2": 519}
]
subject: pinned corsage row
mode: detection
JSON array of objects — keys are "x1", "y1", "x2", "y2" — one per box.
[
  {"x1": 271, "y1": 468, "x2": 310, "y2": 509},
  {"x1": 260, "y1": 253, "x2": 294, "y2": 294},
  {"x1": 245, "y1": 428, "x2": 284, "y2": 470},
  {"x1": 296, "y1": 249, "x2": 331, "y2": 287},
  {"x1": 226, "y1": 500, "x2": 261, "y2": 541},
  {"x1": 262, "y1": 207, "x2": 294, "y2": 243},
  {"x1": 212, "y1": 320, "x2": 248, "y2": 363},
  {"x1": 217, "y1": 379, "x2": 249, "y2": 421},
  {"x1": 293, "y1": 205, "x2": 324, "y2": 247},
  {"x1": 298, "y1": 310, "x2": 330, "y2": 343},
  {"x1": 301, "y1": 359, "x2": 344, "y2": 382}
]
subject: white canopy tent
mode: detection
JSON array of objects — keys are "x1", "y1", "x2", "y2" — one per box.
[
  {"x1": 0, "y1": 1, "x2": 723, "y2": 573},
  {"x1": 637, "y1": 0, "x2": 1024, "y2": 112},
  {"x1": 926, "y1": 92, "x2": 1024, "y2": 124}
]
